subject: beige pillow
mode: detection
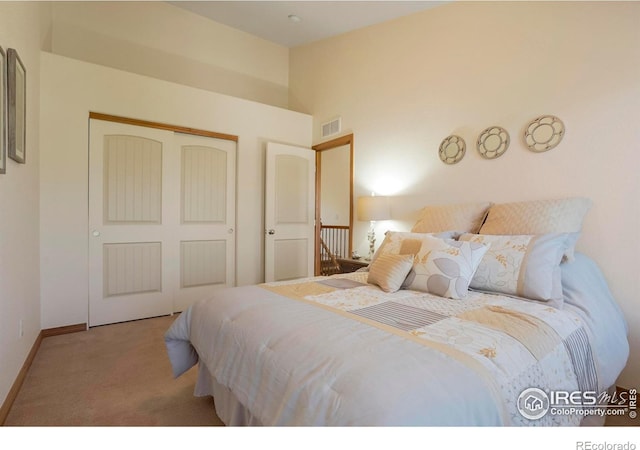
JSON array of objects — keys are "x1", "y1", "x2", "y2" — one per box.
[
  {"x1": 479, "y1": 197, "x2": 592, "y2": 261},
  {"x1": 367, "y1": 253, "x2": 415, "y2": 293},
  {"x1": 411, "y1": 202, "x2": 493, "y2": 234},
  {"x1": 372, "y1": 231, "x2": 459, "y2": 264}
]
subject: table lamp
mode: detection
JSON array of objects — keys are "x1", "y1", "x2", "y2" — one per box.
[{"x1": 357, "y1": 194, "x2": 391, "y2": 261}]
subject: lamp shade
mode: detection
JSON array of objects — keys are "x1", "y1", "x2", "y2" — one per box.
[{"x1": 357, "y1": 195, "x2": 391, "y2": 222}]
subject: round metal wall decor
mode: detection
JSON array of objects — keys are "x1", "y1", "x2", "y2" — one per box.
[
  {"x1": 524, "y1": 115, "x2": 565, "y2": 152},
  {"x1": 438, "y1": 135, "x2": 466, "y2": 164},
  {"x1": 476, "y1": 126, "x2": 510, "y2": 159}
]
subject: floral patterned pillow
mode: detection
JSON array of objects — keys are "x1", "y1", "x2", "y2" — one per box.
[
  {"x1": 404, "y1": 235, "x2": 490, "y2": 300},
  {"x1": 458, "y1": 233, "x2": 570, "y2": 306}
]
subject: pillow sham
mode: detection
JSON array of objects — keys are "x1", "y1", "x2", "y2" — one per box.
[
  {"x1": 458, "y1": 233, "x2": 569, "y2": 307},
  {"x1": 404, "y1": 235, "x2": 490, "y2": 300},
  {"x1": 478, "y1": 197, "x2": 592, "y2": 262},
  {"x1": 367, "y1": 253, "x2": 415, "y2": 293},
  {"x1": 371, "y1": 230, "x2": 462, "y2": 264},
  {"x1": 411, "y1": 202, "x2": 492, "y2": 234}
]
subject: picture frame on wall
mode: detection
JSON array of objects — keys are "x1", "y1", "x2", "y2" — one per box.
[
  {"x1": 0, "y1": 46, "x2": 6, "y2": 174},
  {"x1": 7, "y1": 48, "x2": 26, "y2": 164}
]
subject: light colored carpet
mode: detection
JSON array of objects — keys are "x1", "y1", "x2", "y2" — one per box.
[{"x1": 5, "y1": 315, "x2": 223, "y2": 426}]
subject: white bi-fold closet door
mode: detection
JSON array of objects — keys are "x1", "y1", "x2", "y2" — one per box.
[{"x1": 88, "y1": 117, "x2": 236, "y2": 327}]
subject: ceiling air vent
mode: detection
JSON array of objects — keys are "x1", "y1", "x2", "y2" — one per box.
[{"x1": 321, "y1": 117, "x2": 341, "y2": 138}]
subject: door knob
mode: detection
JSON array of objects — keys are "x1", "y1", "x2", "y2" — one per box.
[
  {"x1": 92, "y1": 230, "x2": 101, "y2": 237},
  {"x1": 267, "y1": 229, "x2": 275, "y2": 235}
]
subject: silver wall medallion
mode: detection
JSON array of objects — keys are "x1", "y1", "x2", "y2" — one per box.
[
  {"x1": 439, "y1": 135, "x2": 466, "y2": 164},
  {"x1": 524, "y1": 115, "x2": 565, "y2": 152},
  {"x1": 477, "y1": 126, "x2": 509, "y2": 159}
]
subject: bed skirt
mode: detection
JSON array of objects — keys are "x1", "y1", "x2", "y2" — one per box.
[
  {"x1": 193, "y1": 361, "x2": 610, "y2": 427},
  {"x1": 195, "y1": 362, "x2": 262, "y2": 426}
]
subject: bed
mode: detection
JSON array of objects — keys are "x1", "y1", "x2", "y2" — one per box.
[{"x1": 164, "y1": 198, "x2": 630, "y2": 426}]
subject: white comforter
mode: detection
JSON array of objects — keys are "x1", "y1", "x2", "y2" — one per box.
[{"x1": 165, "y1": 253, "x2": 628, "y2": 426}]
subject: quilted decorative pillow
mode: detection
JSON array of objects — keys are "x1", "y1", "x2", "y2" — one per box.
[
  {"x1": 367, "y1": 253, "x2": 415, "y2": 293},
  {"x1": 404, "y1": 235, "x2": 490, "y2": 300},
  {"x1": 411, "y1": 202, "x2": 493, "y2": 234},
  {"x1": 458, "y1": 233, "x2": 570, "y2": 307},
  {"x1": 478, "y1": 197, "x2": 592, "y2": 262}
]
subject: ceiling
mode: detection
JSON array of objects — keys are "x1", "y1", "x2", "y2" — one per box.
[{"x1": 169, "y1": 1, "x2": 446, "y2": 48}]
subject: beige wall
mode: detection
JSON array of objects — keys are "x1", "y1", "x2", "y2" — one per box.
[
  {"x1": 1, "y1": 0, "x2": 303, "y2": 412},
  {"x1": 39, "y1": 52, "x2": 311, "y2": 329},
  {"x1": 50, "y1": 1, "x2": 290, "y2": 108},
  {"x1": 0, "y1": 2, "x2": 51, "y2": 412},
  {"x1": 290, "y1": 1, "x2": 640, "y2": 387}
]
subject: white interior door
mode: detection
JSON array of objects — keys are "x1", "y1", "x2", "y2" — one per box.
[
  {"x1": 173, "y1": 132, "x2": 236, "y2": 313},
  {"x1": 264, "y1": 142, "x2": 315, "y2": 282},
  {"x1": 89, "y1": 119, "x2": 236, "y2": 326}
]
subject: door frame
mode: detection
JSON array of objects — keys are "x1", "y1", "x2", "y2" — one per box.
[
  {"x1": 89, "y1": 112, "x2": 238, "y2": 142},
  {"x1": 312, "y1": 133, "x2": 354, "y2": 276}
]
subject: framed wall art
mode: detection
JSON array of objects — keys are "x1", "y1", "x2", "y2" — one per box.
[
  {"x1": 7, "y1": 48, "x2": 26, "y2": 164},
  {"x1": 0, "y1": 47, "x2": 7, "y2": 174},
  {"x1": 0, "y1": 46, "x2": 6, "y2": 174}
]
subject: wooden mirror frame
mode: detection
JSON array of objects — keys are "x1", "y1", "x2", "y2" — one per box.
[{"x1": 312, "y1": 133, "x2": 354, "y2": 276}]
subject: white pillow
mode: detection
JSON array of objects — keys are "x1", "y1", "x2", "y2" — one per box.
[
  {"x1": 404, "y1": 235, "x2": 490, "y2": 300},
  {"x1": 459, "y1": 233, "x2": 569, "y2": 307},
  {"x1": 367, "y1": 253, "x2": 415, "y2": 293}
]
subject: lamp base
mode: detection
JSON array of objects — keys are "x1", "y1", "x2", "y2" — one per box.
[{"x1": 367, "y1": 222, "x2": 376, "y2": 261}]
